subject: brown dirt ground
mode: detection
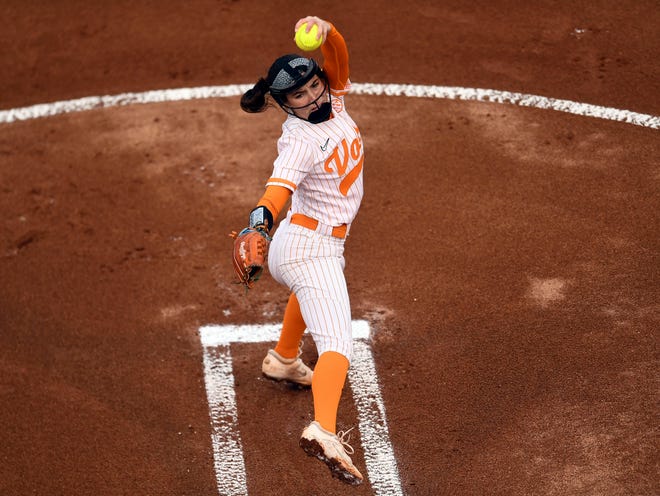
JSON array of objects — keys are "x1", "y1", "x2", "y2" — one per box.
[{"x1": 1, "y1": 1, "x2": 658, "y2": 495}]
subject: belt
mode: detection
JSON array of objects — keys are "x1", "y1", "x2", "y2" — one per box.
[{"x1": 290, "y1": 213, "x2": 348, "y2": 239}]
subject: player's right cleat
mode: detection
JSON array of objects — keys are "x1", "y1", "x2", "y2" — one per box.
[
  {"x1": 261, "y1": 349, "x2": 313, "y2": 386},
  {"x1": 299, "y1": 421, "x2": 363, "y2": 485}
]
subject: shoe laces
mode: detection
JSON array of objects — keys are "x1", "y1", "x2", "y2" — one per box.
[{"x1": 336, "y1": 426, "x2": 356, "y2": 455}]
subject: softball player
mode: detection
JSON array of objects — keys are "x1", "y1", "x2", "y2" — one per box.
[{"x1": 239, "y1": 16, "x2": 364, "y2": 485}]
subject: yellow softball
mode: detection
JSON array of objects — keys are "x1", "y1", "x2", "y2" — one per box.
[{"x1": 295, "y1": 23, "x2": 322, "y2": 51}]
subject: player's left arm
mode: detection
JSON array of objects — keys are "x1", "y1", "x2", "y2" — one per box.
[
  {"x1": 248, "y1": 185, "x2": 292, "y2": 232},
  {"x1": 230, "y1": 185, "x2": 290, "y2": 291}
]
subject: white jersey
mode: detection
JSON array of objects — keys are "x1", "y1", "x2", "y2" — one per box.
[{"x1": 266, "y1": 91, "x2": 364, "y2": 228}]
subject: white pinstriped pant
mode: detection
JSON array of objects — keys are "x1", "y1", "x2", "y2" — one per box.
[{"x1": 268, "y1": 212, "x2": 353, "y2": 362}]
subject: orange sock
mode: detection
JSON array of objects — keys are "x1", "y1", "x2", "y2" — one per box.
[
  {"x1": 312, "y1": 351, "x2": 349, "y2": 434},
  {"x1": 274, "y1": 293, "x2": 306, "y2": 359}
]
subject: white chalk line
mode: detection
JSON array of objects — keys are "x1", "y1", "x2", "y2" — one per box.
[
  {"x1": 1, "y1": 83, "x2": 658, "y2": 129},
  {"x1": 349, "y1": 340, "x2": 403, "y2": 496},
  {"x1": 199, "y1": 321, "x2": 404, "y2": 496},
  {"x1": 202, "y1": 345, "x2": 248, "y2": 496}
]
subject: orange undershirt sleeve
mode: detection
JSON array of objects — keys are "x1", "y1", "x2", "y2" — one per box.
[
  {"x1": 321, "y1": 24, "x2": 349, "y2": 91},
  {"x1": 256, "y1": 185, "x2": 292, "y2": 223}
]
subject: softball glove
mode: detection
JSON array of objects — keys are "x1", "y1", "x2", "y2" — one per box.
[{"x1": 230, "y1": 227, "x2": 271, "y2": 290}]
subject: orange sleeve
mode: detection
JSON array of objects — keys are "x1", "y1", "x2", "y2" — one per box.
[
  {"x1": 256, "y1": 185, "x2": 292, "y2": 221},
  {"x1": 321, "y1": 23, "x2": 349, "y2": 91}
]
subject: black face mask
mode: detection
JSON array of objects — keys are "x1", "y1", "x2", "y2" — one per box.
[
  {"x1": 280, "y1": 78, "x2": 332, "y2": 124},
  {"x1": 307, "y1": 101, "x2": 332, "y2": 124}
]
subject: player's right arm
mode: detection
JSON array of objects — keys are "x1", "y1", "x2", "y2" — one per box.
[
  {"x1": 294, "y1": 16, "x2": 349, "y2": 92},
  {"x1": 320, "y1": 23, "x2": 349, "y2": 92}
]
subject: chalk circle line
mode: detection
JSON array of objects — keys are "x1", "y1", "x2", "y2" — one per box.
[{"x1": 1, "y1": 83, "x2": 658, "y2": 129}]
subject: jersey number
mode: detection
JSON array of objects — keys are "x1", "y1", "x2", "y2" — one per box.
[{"x1": 323, "y1": 129, "x2": 364, "y2": 196}]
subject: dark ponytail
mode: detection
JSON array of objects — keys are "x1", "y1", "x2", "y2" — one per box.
[{"x1": 240, "y1": 78, "x2": 271, "y2": 113}]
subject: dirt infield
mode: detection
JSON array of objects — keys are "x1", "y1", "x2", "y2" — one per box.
[{"x1": 1, "y1": 2, "x2": 658, "y2": 495}]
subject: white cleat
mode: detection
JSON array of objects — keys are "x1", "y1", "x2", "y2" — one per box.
[
  {"x1": 299, "y1": 421, "x2": 363, "y2": 485},
  {"x1": 261, "y1": 349, "x2": 313, "y2": 387}
]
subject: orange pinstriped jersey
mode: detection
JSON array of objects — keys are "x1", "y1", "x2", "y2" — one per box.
[{"x1": 266, "y1": 25, "x2": 364, "y2": 228}]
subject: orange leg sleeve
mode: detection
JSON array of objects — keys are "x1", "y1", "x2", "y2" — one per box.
[
  {"x1": 274, "y1": 293, "x2": 307, "y2": 359},
  {"x1": 312, "y1": 351, "x2": 350, "y2": 434}
]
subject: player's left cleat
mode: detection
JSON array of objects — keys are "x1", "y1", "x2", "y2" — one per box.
[
  {"x1": 261, "y1": 349, "x2": 313, "y2": 386},
  {"x1": 299, "y1": 421, "x2": 363, "y2": 485}
]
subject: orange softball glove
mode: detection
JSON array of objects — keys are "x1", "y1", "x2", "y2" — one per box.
[{"x1": 230, "y1": 227, "x2": 271, "y2": 290}]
